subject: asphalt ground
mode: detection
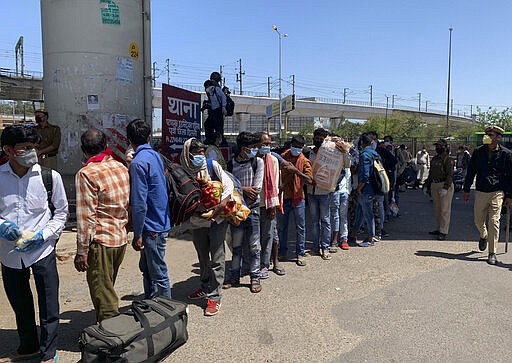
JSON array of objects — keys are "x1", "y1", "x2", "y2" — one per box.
[{"x1": 2, "y1": 188, "x2": 512, "y2": 362}]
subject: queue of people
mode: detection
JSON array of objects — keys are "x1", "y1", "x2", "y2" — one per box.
[{"x1": 1, "y1": 120, "x2": 511, "y2": 362}]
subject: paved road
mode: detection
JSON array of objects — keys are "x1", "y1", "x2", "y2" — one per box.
[{"x1": 1, "y1": 189, "x2": 512, "y2": 362}]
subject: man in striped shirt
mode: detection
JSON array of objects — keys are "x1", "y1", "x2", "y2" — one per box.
[{"x1": 74, "y1": 128, "x2": 130, "y2": 322}]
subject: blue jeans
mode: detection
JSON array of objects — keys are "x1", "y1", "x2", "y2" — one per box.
[
  {"x1": 330, "y1": 191, "x2": 349, "y2": 241},
  {"x1": 279, "y1": 199, "x2": 306, "y2": 258},
  {"x1": 376, "y1": 194, "x2": 385, "y2": 232},
  {"x1": 139, "y1": 231, "x2": 171, "y2": 299},
  {"x1": 308, "y1": 194, "x2": 332, "y2": 251},
  {"x1": 354, "y1": 194, "x2": 375, "y2": 237},
  {"x1": 260, "y1": 207, "x2": 276, "y2": 269},
  {"x1": 231, "y1": 206, "x2": 261, "y2": 280}
]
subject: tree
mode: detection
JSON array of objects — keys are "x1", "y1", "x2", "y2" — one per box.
[
  {"x1": 363, "y1": 111, "x2": 424, "y2": 138},
  {"x1": 474, "y1": 107, "x2": 512, "y2": 131}
]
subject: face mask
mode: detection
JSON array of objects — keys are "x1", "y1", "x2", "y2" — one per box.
[
  {"x1": 246, "y1": 148, "x2": 258, "y2": 159},
  {"x1": 15, "y1": 149, "x2": 38, "y2": 167},
  {"x1": 35, "y1": 116, "x2": 42, "y2": 123},
  {"x1": 290, "y1": 146, "x2": 303, "y2": 156},
  {"x1": 482, "y1": 135, "x2": 492, "y2": 145},
  {"x1": 259, "y1": 146, "x2": 271, "y2": 155},
  {"x1": 191, "y1": 154, "x2": 205, "y2": 166},
  {"x1": 384, "y1": 141, "x2": 391, "y2": 146},
  {"x1": 313, "y1": 140, "x2": 322, "y2": 148},
  {"x1": 435, "y1": 147, "x2": 444, "y2": 155}
]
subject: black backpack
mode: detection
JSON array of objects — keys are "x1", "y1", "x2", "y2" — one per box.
[
  {"x1": 225, "y1": 95, "x2": 235, "y2": 116},
  {"x1": 160, "y1": 154, "x2": 201, "y2": 227},
  {"x1": 41, "y1": 167, "x2": 56, "y2": 216},
  {"x1": 364, "y1": 152, "x2": 390, "y2": 195}
]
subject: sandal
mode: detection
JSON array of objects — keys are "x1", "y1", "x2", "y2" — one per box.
[
  {"x1": 222, "y1": 278, "x2": 239, "y2": 289},
  {"x1": 272, "y1": 266, "x2": 286, "y2": 276},
  {"x1": 321, "y1": 252, "x2": 332, "y2": 260},
  {"x1": 328, "y1": 245, "x2": 338, "y2": 253},
  {"x1": 296, "y1": 257, "x2": 307, "y2": 266},
  {"x1": 250, "y1": 279, "x2": 262, "y2": 293},
  {"x1": 259, "y1": 267, "x2": 270, "y2": 279},
  {"x1": 0, "y1": 351, "x2": 41, "y2": 362}
]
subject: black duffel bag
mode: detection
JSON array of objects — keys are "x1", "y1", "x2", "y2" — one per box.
[{"x1": 79, "y1": 297, "x2": 188, "y2": 363}]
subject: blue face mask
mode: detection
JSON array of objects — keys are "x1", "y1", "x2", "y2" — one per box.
[
  {"x1": 246, "y1": 148, "x2": 258, "y2": 159},
  {"x1": 192, "y1": 154, "x2": 205, "y2": 166},
  {"x1": 259, "y1": 146, "x2": 271, "y2": 155},
  {"x1": 290, "y1": 146, "x2": 303, "y2": 156}
]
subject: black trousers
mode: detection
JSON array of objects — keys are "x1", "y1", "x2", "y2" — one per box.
[
  {"x1": 204, "y1": 108, "x2": 224, "y2": 144},
  {"x1": 1, "y1": 250, "x2": 59, "y2": 361}
]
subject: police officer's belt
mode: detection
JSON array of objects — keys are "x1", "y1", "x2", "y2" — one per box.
[{"x1": 432, "y1": 178, "x2": 446, "y2": 183}]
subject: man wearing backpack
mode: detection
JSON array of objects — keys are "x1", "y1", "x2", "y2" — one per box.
[
  {"x1": 126, "y1": 119, "x2": 172, "y2": 299},
  {"x1": 424, "y1": 139, "x2": 454, "y2": 241},
  {"x1": 348, "y1": 133, "x2": 380, "y2": 247},
  {"x1": 0, "y1": 124, "x2": 68, "y2": 363},
  {"x1": 206, "y1": 72, "x2": 227, "y2": 144},
  {"x1": 180, "y1": 138, "x2": 234, "y2": 316},
  {"x1": 224, "y1": 132, "x2": 265, "y2": 293}
]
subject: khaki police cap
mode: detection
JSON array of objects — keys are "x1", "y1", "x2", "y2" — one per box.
[
  {"x1": 485, "y1": 125, "x2": 505, "y2": 135},
  {"x1": 35, "y1": 108, "x2": 49, "y2": 116},
  {"x1": 433, "y1": 139, "x2": 448, "y2": 147}
]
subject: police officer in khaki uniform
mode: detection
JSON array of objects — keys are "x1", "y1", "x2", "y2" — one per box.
[
  {"x1": 463, "y1": 125, "x2": 512, "y2": 265},
  {"x1": 35, "y1": 109, "x2": 61, "y2": 169},
  {"x1": 424, "y1": 139, "x2": 454, "y2": 240}
]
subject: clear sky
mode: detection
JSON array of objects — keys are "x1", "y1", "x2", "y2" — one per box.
[{"x1": 1, "y1": 0, "x2": 511, "y2": 116}]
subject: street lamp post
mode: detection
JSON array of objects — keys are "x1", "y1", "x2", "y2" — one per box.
[
  {"x1": 446, "y1": 27, "x2": 453, "y2": 135},
  {"x1": 273, "y1": 25, "x2": 287, "y2": 141}
]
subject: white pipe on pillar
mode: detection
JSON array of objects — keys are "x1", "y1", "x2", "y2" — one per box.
[{"x1": 142, "y1": 0, "x2": 152, "y2": 128}]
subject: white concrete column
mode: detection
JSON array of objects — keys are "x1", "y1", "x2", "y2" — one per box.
[{"x1": 236, "y1": 112, "x2": 250, "y2": 132}]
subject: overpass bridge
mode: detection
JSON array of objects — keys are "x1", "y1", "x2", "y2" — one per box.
[{"x1": 0, "y1": 70, "x2": 473, "y2": 132}]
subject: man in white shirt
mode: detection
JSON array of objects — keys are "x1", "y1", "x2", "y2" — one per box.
[
  {"x1": 416, "y1": 146, "x2": 430, "y2": 186},
  {"x1": 0, "y1": 125, "x2": 68, "y2": 363}
]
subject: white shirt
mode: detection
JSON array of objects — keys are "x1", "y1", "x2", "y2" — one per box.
[{"x1": 0, "y1": 163, "x2": 68, "y2": 268}]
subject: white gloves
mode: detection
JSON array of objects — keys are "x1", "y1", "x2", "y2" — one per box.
[{"x1": 438, "y1": 188, "x2": 448, "y2": 197}]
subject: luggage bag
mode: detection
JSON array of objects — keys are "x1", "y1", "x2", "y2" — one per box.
[{"x1": 79, "y1": 297, "x2": 188, "y2": 363}]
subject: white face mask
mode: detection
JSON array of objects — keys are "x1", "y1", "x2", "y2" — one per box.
[{"x1": 15, "y1": 148, "x2": 38, "y2": 168}]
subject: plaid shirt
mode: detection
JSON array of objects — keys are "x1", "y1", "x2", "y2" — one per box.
[{"x1": 75, "y1": 155, "x2": 130, "y2": 255}]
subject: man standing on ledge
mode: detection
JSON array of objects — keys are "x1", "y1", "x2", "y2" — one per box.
[
  {"x1": 34, "y1": 109, "x2": 61, "y2": 170},
  {"x1": 463, "y1": 125, "x2": 512, "y2": 265}
]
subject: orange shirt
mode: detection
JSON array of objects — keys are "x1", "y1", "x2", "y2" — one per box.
[{"x1": 75, "y1": 155, "x2": 130, "y2": 255}]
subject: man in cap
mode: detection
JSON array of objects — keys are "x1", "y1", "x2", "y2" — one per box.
[
  {"x1": 463, "y1": 125, "x2": 512, "y2": 265},
  {"x1": 424, "y1": 139, "x2": 454, "y2": 240},
  {"x1": 34, "y1": 109, "x2": 61, "y2": 170}
]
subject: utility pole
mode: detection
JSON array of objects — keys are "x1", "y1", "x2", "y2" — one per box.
[
  {"x1": 446, "y1": 27, "x2": 453, "y2": 134},
  {"x1": 343, "y1": 88, "x2": 348, "y2": 104},
  {"x1": 418, "y1": 93, "x2": 422, "y2": 111},
  {"x1": 219, "y1": 65, "x2": 223, "y2": 86},
  {"x1": 291, "y1": 74, "x2": 295, "y2": 95},
  {"x1": 369, "y1": 85, "x2": 373, "y2": 106},
  {"x1": 235, "y1": 58, "x2": 245, "y2": 95},
  {"x1": 392, "y1": 94, "x2": 396, "y2": 108},
  {"x1": 385, "y1": 95, "x2": 389, "y2": 133},
  {"x1": 15, "y1": 36, "x2": 24, "y2": 76},
  {"x1": 267, "y1": 77, "x2": 272, "y2": 97},
  {"x1": 425, "y1": 100, "x2": 429, "y2": 112},
  {"x1": 152, "y1": 61, "x2": 157, "y2": 87},
  {"x1": 166, "y1": 58, "x2": 170, "y2": 84},
  {"x1": 450, "y1": 98, "x2": 454, "y2": 115}
]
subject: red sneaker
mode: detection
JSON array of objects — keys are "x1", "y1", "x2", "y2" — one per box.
[
  {"x1": 204, "y1": 299, "x2": 221, "y2": 316},
  {"x1": 340, "y1": 240, "x2": 350, "y2": 250},
  {"x1": 188, "y1": 288, "x2": 207, "y2": 300}
]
